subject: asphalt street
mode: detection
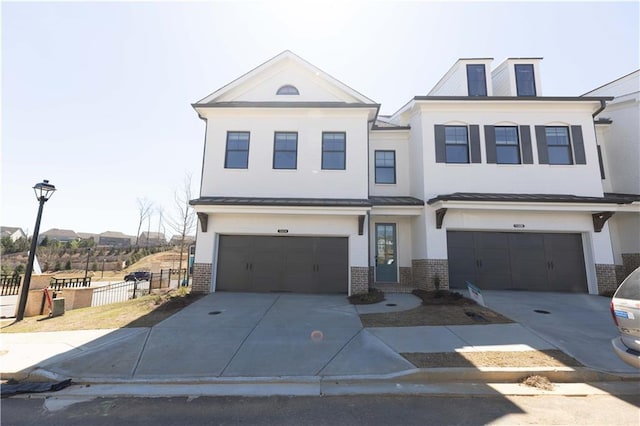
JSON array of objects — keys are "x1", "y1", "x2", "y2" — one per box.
[{"x1": 2, "y1": 394, "x2": 639, "y2": 425}]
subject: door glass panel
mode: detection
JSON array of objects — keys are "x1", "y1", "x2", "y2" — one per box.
[{"x1": 375, "y1": 224, "x2": 397, "y2": 282}]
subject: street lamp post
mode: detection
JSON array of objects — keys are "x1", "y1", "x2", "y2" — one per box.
[{"x1": 16, "y1": 180, "x2": 56, "y2": 321}]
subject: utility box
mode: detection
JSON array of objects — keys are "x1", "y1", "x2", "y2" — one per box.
[{"x1": 51, "y1": 298, "x2": 65, "y2": 317}]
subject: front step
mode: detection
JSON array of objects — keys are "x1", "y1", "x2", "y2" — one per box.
[{"x1": 372, "y1": 283, "x2": 415, "y2": 294}]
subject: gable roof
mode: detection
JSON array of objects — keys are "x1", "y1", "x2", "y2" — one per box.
[{"x1": 194, "y1": 50, "x2": 377, "y2": 106}]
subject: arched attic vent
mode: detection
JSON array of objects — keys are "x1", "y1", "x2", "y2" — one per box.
[{"x1": 276, "y1": 84, "x2": 300, "y2": 95}]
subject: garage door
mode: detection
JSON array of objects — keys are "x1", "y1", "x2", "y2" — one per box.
[
  {"x1": 447, "y1": 231, "x2": 587, "y2": 293},
  {"x1": 216, "y1": 235, "x2": 348, "y2": 294}
]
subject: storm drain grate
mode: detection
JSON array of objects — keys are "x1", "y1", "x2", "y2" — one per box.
[
  {"x1": 385, "y1": 303, "x2": 397, "y2": 307},
  {"x1": 534, "y1": 309, "x2": 551, "y2": 314},
  {"x1": 208, "y1": 311, "x2": 222, "y2": 315}
]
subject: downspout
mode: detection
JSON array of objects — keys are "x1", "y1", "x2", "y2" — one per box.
[{"x1": 592, "y1": 99, "x2": 607, "y2": 118}]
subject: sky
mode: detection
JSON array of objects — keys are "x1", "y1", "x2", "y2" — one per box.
[{"x1": 1, "y1": 0, "x2": 639, "y2": 238}]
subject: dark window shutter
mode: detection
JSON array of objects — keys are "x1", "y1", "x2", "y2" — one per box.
[
  {"x1": 571, "y1": 125, "x2": 586, "y2": 165},
  {"x1": 469, "y1": 125, "x2": 481, "y2": 163},
  {"x1": 535, "y1": 125, "x2": 548, "y2": 164},
  {"x1": 520, "y1": 125, "x2": 533, "y2": 164},
  {"x1": 435, "y1": 125, "x2": 446, "y2": 163},
  {"x1": 484, "y1": 126, "x2": 496, "y2": 164}
]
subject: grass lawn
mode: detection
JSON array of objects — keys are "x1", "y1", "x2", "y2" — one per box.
[{"x1": 0, "y1": 289, "x2": 202, "y2": 333}]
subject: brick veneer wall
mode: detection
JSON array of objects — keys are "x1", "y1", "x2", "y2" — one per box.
[
  {"x1": 595, "y1": 264, "x2": 617, "y2": 295},
  {"x1": 399, "y1": 267, "x2": 412, "y2": 286},
  {"x1": 192, "y1": 263, "x2": 212, "y2": 294},
  {"x1": 615, "y1": 265, "x2": 627, "y2": 285},
  {"x1": 412, "y1": 259, "x2": 449, "y2": 291},
  {"x1": 351, "y1": 266, "x2": 369, "y2": 295},
  {"x1": 622, "y1": 253, "x2": 640, "y2": 277}
]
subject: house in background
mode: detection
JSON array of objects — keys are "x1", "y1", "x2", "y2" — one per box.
[
  {"x1": 1, "y1": 226, "x2": 26, "y2": 242},
  {"x1": 98, "y1": 231, "x2": 134, "y2": 247},
  {"x1": 39, "y1": 228, "x2": 80, "y2": 244},
  {"x1": 170, "y1": 235, "x2": 195, "y2": 246},
  {"x1": 138, "y1": 231, "x2": 166, "y2": 247},
  {"x1": 77, "y1": 232, "x2": 99, "y2": 244},
  {"x1": 190, "y1": 51, "x2": 638, "y2": 296},
  {"x1": 583, "y1": 70, "x2": 640, "y2": 281}
]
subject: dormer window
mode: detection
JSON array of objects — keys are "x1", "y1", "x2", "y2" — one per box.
[
  {"x1": 466, "y1": 64, "x2": 487, "y2": 96},
  {"x1": 276, "y1": 85, "x2": 299, "y2": 95},
  {"x1": 515, "y1": 64, "x2": 536, "y2": 96}
]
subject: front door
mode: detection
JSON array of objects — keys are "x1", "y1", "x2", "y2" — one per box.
[{"x1": 375, "y1": 223, "x2": 397, "y2": 282}]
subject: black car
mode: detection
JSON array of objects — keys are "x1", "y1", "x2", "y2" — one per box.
[{"x1": 124, "y1": 271, "x2": 151, "y2": 282}]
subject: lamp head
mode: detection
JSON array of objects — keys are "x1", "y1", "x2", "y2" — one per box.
[{"x1": 33, "y1": 179, "x2": 56, "y2": 202}]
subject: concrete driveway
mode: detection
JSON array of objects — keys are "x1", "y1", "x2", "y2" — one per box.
[{"x1": 480, "y1": 290, "x2": 639, "y2": 375}]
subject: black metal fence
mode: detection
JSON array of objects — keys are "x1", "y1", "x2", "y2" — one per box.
[
  {"x1": 91, "y1": 280, "x2": 150, "y2": 307},
  {"x1": 50, "y1": 277, "x2": 91, "y2": 291},
  {"x1": 1, "y1": 275, "x2": 21, "y2": 296},
  {"x1": 150, "y1": 268, "x2": 189, "y2": 290}
]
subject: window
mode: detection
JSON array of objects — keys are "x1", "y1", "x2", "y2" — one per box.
[
  {"x1": 495, "y1": 127, "x2": 521, "y2": 164},
  {"x1": 276, "y1": 85, "x2": 299, "y2": 95},
  {"x1": 515, "y1": 64, "x2": 536, "y2": 96},
  {"x1": 545, "y1": 127, "x2": 572, "y2": 165},
  {"x1": 224, "y1": 132, "x2": 250, "y2": 169},
  {"x1": 445, "y1": 126, "x2": 469, "y2": 163},
  {"x1": 322, "y1": 132, "x2": 346, "y2": 170},
  {"x1": 375, "y1": 151, "x2": 396, "y2": 184},
  {"x1": 466, "y1": 64, "x2": 487, "y2": 96},
  {"x1": 273, "y1": 132, "x2": 298, "y2": 169}
]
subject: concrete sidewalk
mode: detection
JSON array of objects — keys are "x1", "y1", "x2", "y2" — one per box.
[{"x1": 1, "y1": 292, "x2": 638, "y2": 388}]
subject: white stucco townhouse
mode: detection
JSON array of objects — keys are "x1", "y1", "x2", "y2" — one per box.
[
  {"x1": 584, "y1": 70, "x2": 640, "y2": 282},
  {"x1": 190, "y1": 51, "x2": 636, "y2": 296}
]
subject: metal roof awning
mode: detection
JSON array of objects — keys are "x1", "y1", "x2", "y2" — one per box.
[{"x1": 426, "y1": 192, "x2": 640, "y2": 232}]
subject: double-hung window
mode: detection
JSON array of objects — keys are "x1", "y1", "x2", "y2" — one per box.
[
  {"x1": 322, "y1": 132, "x2": 346, "y2": 170},
  {"x1": 545, "y1": 127, "x2": 572, "y2": 165},
  {"x1": 273, "y1": 132, "x2": 298, "y2": 169},
  {"x1": 515, "y1": 64, "x2": 536, "y2": 96},
  {"x1": 445, "y1": 126, "x2": 469, "y2": 163},
  {"x1": 466, "y1": 64, "x2": 487, "y2": 96},
  {"x1": 495, "y1": 127, "x2": 521, "y2": 164},
  {"x1": 224, "y1": 132, "x2": 250, "y2": 169},
  {"x1": 375, "y1": 151, "x2": 396, "y2": 184}
]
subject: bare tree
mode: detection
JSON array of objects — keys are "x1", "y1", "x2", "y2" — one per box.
[
  {"x1": 156, "y1": 206, "x2": 165, "y2": 246},
  {"x1": 166, "y1": 173, "x2": 196, "y2": 286},
  {"x1": 135, "y1": 198, "x2": 154, "y2": 248}
]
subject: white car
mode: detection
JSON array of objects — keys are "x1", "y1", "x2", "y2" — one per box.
[{"x1": 610, "y1": 267, "x2": 640, "y2": 368}]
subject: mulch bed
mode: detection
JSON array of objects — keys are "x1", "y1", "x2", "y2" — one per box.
[
  {"x1": 359, "y1": 290, "x2": 513, "y2": 327},
  {"x1": 402, "y1": 349, "x2": 583, "y2": 368},
  {"x1": 360, "y1": 304, "x2": 514, "y2": 327}
]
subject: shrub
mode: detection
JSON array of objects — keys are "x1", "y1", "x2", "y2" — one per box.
[{"x1": 347, "y1": 289, "x2": 385, "y2": 305}]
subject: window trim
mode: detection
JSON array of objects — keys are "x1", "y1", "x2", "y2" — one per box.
[
  {"x1": 494, "y1": 126, "x2": 521, "y2": 165},
  {"x1": 466, "y1": 64, "x2": 487, "y2": 97},
  {"x1": 444, "y1": 125, "x2": 470, "y2": 164},
  {"x1": 276, "y1": 85, "x2": 299, "y2": 95},
  {"x1": 374, "y1": 150, "x2": 396, "y2": 184},
  {"x1": 515, "y1": 64, "x2": 536, "y2": 97},
  {"x1": 224, "y1": 131, "x2": 250, "y2": 169},
  {"x1": 321, "y1": 132, "x2": 346, "y2": 170},
  {"x1": 544, "y1": 126, "x2": 573, "y2": 165},
  {"x1": 272, "y1": 132, "x2": 298, "y2": 170}
]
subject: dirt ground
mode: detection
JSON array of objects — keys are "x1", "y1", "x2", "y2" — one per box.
[
  {"x1": 0, "y1": 290, "x2": 203, "y2": 333},
  {"x1": 403, "y1": 350, "x2": 583, "y2": 368},
  {"x1": 360, "y1": 304, "x2": 514, "y2": 327}
]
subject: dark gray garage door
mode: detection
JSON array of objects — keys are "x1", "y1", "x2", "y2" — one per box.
[
  {"x1": 447, "y1": 231, "x2": 587, "y2": 293},
  {"x1": 216, "y1": 235, "x2": 348, "y2": 294}
]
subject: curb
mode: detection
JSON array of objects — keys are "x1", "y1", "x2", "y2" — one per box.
[{"x1": 5, "y1": 365, "x2": 638, "y2": 386}]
